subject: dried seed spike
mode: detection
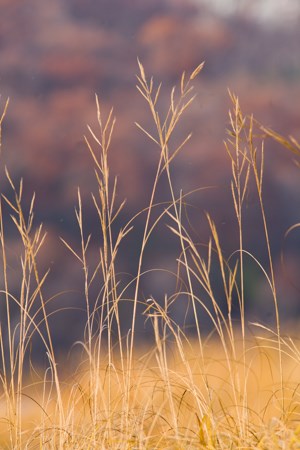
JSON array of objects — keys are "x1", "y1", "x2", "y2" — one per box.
[
  {"x1": 180, "y1": 71, "x2": 186, "y2": 94},
  {"x1": 5, "y1": 166, "x2": 15, "y2": 191},
  {"x1": 95, "y1": 94, "x2": 102, "y2": 129},
  {"x1": 170, "y1": 86, "x2": 175, "y2": 114},
  {"x1": 19, "y1": 178, "x2": 23, "y2": 201},
  {"x1": 137, "y1": 58, "x2": 146, "y2": 83},
  {"x1": 29, "y1": 192, "x2": 36, "y2": 216},
  {"x1": 154, "y1": 82, "x2": 162, "y2": 106},
  {"x1": 290, "y1": 135, "x2": 300, "y2": 150},
  {"x1": 149, "y1": 76, "x2": 153, "y2": 94},
  {"x1": 190, "y1": 61, "x2": 205, "y2": 80}
]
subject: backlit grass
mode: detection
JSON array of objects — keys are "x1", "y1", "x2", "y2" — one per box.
[{"x1": 1, "y1": 64, "x2": 300, "y2": 449}]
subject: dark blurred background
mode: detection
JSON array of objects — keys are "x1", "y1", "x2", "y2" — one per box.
[{"x1": 1, "y1": 0, "x2": 300, "y2": 352}]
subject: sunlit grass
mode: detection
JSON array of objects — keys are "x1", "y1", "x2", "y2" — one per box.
[{"x1": 1, "y1": 64, "x2": 300, "y2": 449}]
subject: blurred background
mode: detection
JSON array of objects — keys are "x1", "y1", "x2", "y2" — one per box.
[{"x1": 1, "y1": 0, "x2": 300, "y2": 352}]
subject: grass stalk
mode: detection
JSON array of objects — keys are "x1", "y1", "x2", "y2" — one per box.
[{"x1": 0, "y1": 68, "x2": 299, "y2": 448}]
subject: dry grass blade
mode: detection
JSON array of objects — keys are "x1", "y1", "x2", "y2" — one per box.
[{"x1": 261, "y1": 124, "x2": 300, "y2": 155}]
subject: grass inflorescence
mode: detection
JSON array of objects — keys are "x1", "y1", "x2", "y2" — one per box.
[{"x1": 1, "y1": 64, "x2": 300, "y2": 449}]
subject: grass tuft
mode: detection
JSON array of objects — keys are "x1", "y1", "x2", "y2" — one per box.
[{"x1": 1, "y1": 65, "x2": 300, "y2": 448}]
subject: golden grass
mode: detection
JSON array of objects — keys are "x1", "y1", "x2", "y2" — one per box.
[
  {"x1": 1, "y1": 64, "x2": 300, "y2": 448},
  {"x1": 2, "y1": 336, "x2": 300, "y2": 448}
]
